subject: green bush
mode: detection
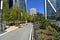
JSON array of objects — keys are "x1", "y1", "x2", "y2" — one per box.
[
  {"x1": 39, "y1": 19, "x2": 51, "y2": 29},
  {"x1": 51, "y1": 24, "x2": 60, "y2": 32},
  {"x1": 34, "y1": 22, "x2": 40, "y2": 30}
]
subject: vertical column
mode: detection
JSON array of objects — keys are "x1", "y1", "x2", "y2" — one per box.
[
  {"x1": 45, "y1": 0, "x2": 47, "y2": 19},
  {"x1": 0, "y1": 0, "x2": 1, "y2": 32},
  {"x1": 0, "y1": 0, "x2": 2, "y2": 31},
  {"x1": 0, "y1": 0, "x2": 5, "y2": 31}
]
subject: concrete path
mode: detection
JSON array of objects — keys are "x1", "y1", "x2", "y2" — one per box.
[{"x1": 0, "y1": 23, "x2": 33, "y2": 40}]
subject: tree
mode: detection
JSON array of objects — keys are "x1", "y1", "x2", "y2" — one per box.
[
  {"x1": 28, "y1": 15, "x2": 34, "y2": 22},
  {"x1": 39, "y1": 19, "x2": 51, "y2": 29},
  {"x1": 2, "y1": 0, "x2": 9, "y2": 21},
  {"x1": 34, "y1": 12, "x2": 45, "y2": 21},
  {"x1": 22, "y1": 12, "x2": 29, "y2": 21}
]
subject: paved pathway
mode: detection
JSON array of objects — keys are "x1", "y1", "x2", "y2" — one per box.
[{"x1": 0, "y1": 23, "x2": 33, "y2": 40}]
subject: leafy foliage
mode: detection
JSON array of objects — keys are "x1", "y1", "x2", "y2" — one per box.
[
  {"x1": 2, "y1": 0, "x2": 9, "y2": 21},
  {"x1": 39, "y1": 19, "x2": 51, "y2": 29}
]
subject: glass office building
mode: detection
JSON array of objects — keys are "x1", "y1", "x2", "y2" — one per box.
[
  {"x1": 56, "y1": 0, "x2": 60, "y2": 9},
  {"x1": 56, "y1": 0, "x2": 60, "y2": 21},
  {"x1": 8, "y1": 0, "x2": 26, "y2": 12},
  {"x1": 45, "y1": 0, "x2": 60, "y2": 20},
  {"x1": 9, "y1": 0, "x2": 13, "y2": 8},
  {"x1": 17, "y1": 0, "x2": 26, "y2": 12},
  {"x1": 47, "y1": 0, "x2": 56, "y2": 20}
]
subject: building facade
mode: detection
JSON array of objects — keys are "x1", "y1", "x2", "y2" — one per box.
[
  {"x1": 45, "y1": 0, "x2": 56, "y2": 20},
  {"x1": 8, "y1": 0, "x2": 26, "y2": 12},
  {"x1": 30, "y1": 8, "x2": 36, "y2": 15},
  {"x1": 45, "y1": 0, "x2": 60, "y2": 20},
  {"x1": 17, "y1": 0, "x2": 26, "y2": 12},
  {"x1": 56, "y1": 0, "x2": 60, "y2": 21},
  {"x1": 9, "y1": 0, "x2": 16, "y2": 8},
  {"x1": 45, "y1": 0, "x2": 60, "y2": 26},
  {"x1": 9, "y1": 0, "x2": 13, "y2": 8}
]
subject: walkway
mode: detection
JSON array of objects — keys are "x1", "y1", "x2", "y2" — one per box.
[{"x1": 0, "y1": 23, "x2": 33, "y2": 40}]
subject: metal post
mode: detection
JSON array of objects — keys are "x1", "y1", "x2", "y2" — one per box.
[
  {"x1": 0, "y1": 0, "x2": 3, "y2": 31},
  {"x1": 45, "y1": 0, "x2": 47, "y2": 19},
  {"x1": 0, "y1": 0, "x2": 5, "y2": 32}
]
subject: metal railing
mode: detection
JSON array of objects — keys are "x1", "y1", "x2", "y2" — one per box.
[{"x1": 29, "y1": 25, "x2": 33, "y2": 40}]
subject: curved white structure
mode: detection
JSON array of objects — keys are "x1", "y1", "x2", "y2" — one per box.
[{"x1": 30, "y1": 8, "x2": 36, "y2": 15}]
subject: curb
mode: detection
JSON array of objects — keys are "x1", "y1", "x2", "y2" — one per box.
[{"x1": 0, "y1": 27, "x2": 18, "y2": 37}]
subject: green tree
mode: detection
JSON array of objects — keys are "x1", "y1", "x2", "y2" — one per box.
[
  {"x1": 2, "y1": 0, "x2": 9, "y2": 21},
  {"x1": 22, "y1": 12, "x2": 29, "y2": 21},
  {"x1": 28, "y1": 15, "x2": 34, "y2": 22},
  {"x1": 34, "y1": 12, "x2": 44, "y2": 21},
  {"x1": 39, "y1": 19, "x2": 51, "y2": 29}
]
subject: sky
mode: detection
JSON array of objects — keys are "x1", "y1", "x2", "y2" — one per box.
[{"x1": 26, "y1": 0, "x2": 44, "y2": 14}]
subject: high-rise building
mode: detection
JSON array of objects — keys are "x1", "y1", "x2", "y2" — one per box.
[
  {"x1": 17, "y1": 0, "x2": 26, "y2": 12},
  {"x1": 9, "y1": 0, "x2": 13, "y2": 8},
  {"x1": 45, "y1": 0, "x2": 60, "y2": 20},
  {"x1": 56, "y1": 0, "x2": 60, "y2": 20},
  {"x1": 8, "y1": 0, "x2": 26, "y2": 12},
  {"x1": 56, "y1": 0, "x2": 60, "y2": 9},
  {"x1": 30, "y1": 8, "x2": 36, "y2": 15},
  {"x1": 8, "y1": 0, "x2": 16, "y2": 8}
]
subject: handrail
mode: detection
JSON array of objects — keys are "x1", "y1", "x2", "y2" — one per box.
[{"x1": 29, "y1": 25, "x2": 33, "y2": 40}]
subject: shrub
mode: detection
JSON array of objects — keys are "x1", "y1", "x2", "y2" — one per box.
[
  {"x1": 51, "y1": 24, "x2": 60, "y2": 32},
  {"x1": 34, "y1": 22, "x2": 40, "y2": 30},
  {"x1": 39, "y1": 19, "x2": 51, "y2": 29},
  {"x1": 46, "y1": 26, "x2": 58, "y2": 40}
]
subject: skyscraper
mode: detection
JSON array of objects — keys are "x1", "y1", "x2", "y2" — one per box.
[
  {"x1": 56, "y1": 0, "x2": 60, "y2": 9},
  {"x1": 17, "y1": 0, "x2": 26, "y2": 12},
  {"x1": 8, "y1": 0, "x2": 26, "y2": 12},
  {"x1": 45, "y1": 0, "x2": 60, "y2": 21},
  {"x1": 56, "y1": 0, "x2": 60, "y2": 21},
  {"x1": 8, "y1": 0, "x2": 16, "y2": 8},
  {"x1": 9, "y1": 0, "x2": 13, "y2": 8}
]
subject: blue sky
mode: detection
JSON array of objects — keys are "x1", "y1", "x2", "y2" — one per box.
[{"x1": 26, "y1": 0, "x2": 44, "y2": 14}]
